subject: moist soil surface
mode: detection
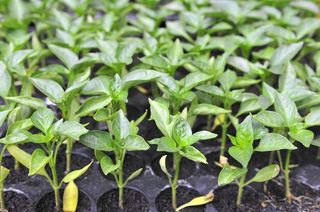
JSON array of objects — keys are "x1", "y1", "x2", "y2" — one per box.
[
  {"x1": 212, "y1": 185, "x2": 269, "y2": 212},
  {"x1": 264, "y1": 178, "x2": 320, "y2": 211},
  {"x1": 97, "y1": 188, "x2": 150, "y2": 212},
  {"x1": 3, "y1": 156, "x2": 29, "y2": 185},
  {"x1": 152, "y1": 154, "x2": 196, "y2": 179},
  {"x1": 45, "y1": 153, "x2": 92, "y2": 181},
  {"x1": 4, "y1": 191, "x2": 32, "y2": 212},
  {"x1": 35, "y1": 190, "x2": 91, "y2": 212},
  {"x1": 156, "y1": 186, "x2": 205, "y2": 212},
  {"x1": 102, "y1": 154, "x2": 145, "y2": 181}
]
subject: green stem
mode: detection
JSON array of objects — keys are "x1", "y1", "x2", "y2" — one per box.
[
  {"x1": 317, "y1": 148, "x2": 320, "y2": 160},
  {"x1": 206, "y1": 114, "x2": 212, "y2": 131},
  {"x1": 172, "y1": 153, "x2": 181, "y2": 210},
  {"x1": 118, "y1": 150, "x2": 126, "y2": 209},
  {"x1": 284, "y1": 150, "x2": 292, "y2": 202},
  {"x1": 0, "y1": 145, "x2": 7, "y2": 211},
  {"x1": 65, "y1": 138, "x2": 73, "y2": 174},
  {"x1": 236, "y1": 174, "x2": 246, "y2": 206},
  {"x1": 220, "y1": 114, "x2": 228, "y2": 157},
  {"x1": 277, "y1": 151, "x2": 284, "y2": 171},
  {"x1": 50, "y1": 161, "x2": 60, "y2": 210},
  {"x1": 264, "y1": 151, "x2": 275, "y2": 192}
]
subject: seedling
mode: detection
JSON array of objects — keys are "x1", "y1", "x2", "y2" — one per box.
[
  {"x1": 218, "y1": 116, "x2": 292, "y2": 206},
  {"x1": 253, "y1": 88, "x2": 314, "y2": 202},
  {"x1": 149, "y1": 99, "x2": 216, "y2": 209},
  {"x1": 5, "y1": 107, "x2": 91, "y2": 210},
  {"x1": 79, "y1": 110, "x2": 149, "y2": 209}
]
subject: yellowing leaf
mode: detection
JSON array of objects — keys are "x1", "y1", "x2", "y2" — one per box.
[
  {"x1": 213, "y1": 114, "x2": 225, "y2": 130},
  {"x1": 176, "y1": 191, "x2": 214, "y2": 211},
  {"x1": 63, "y1": 181, "x2": 78, "y2": 212}
]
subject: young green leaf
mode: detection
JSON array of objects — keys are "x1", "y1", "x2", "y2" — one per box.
[
  {"x1": 31, "y1": 78, "x2": 65, "y2": 103},
  {"x1": 29, "y1": 149, "x2": 50, "y2": 176},
  {"x1": 5, "y1": 96, "x2": 46, "y2": 109},
  {"x1": 179, "y1": 146, "x2": 207, "y2": 164},
  {"x1": 246, "y1": 164, "x2": 280, "y2": 184},
  {"x1": 218, "y1": 166, "x2": 247, "y2": 186},
  {"x1": 76, "y1": 96, "x2": 112, "y2": 117},
  {"x1": 270, "y1": 42, "x2": 303, "y2": 67},
  {"x1": 49, "y1": 44, "x2": 79, "y2": 69},
  {"x1": 100, "y1": 155, "x2": 120, "y2": 176},
  {"x1": 124, "y1": 168, "x2": 143, "y2": 186},
  {"x1": 159, "y1": 155, "x2": 172, "y2": 178},
  {"x1": 255, "y1": 133, "x2": 297, "y2": 151},
  {"x1": 149, "y1": 99, "x2": 170, "y2": 136},
  {"x1": 0, "y1": 61, "x2": 11, "y2": 97},
  {"x1": 58, "y1": 121, "x2": 88, "y2": 140},
  {"x1": 123, "y1": 135, "x2": 149, "y2": 151},
  {"x1": 79, "y1": 130, "x2": 114, "y2": 151},
  {"x1": 31, "y1": 108, "x2": 54, "y2": 134},
  {"x1": 112, "y1": 110, "x2": 131, "y2": 140},
  {"x1": 62, "y1": 161, "x2": 93, "y2": 183},
  {"x1": 192, "y1": 104, "x2": 231, "y2": 115}
]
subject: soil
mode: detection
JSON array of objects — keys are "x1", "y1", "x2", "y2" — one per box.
[
  {"x1": 264, "y1": 178, "x2": 320, "y2": 212},
  {"x1": 155, "y1": 186, "x2": 205, "y2": 212},
  {"x1": 151, "y1": 154, "x2": 196, "y2": 179},
  {"x1": 2, "y1": 156, "x2": 29, "y2": 185},
  {"x1": 4, "y1": 191, "x2": 32, "y2": 212},
  {"x1": 35, "y1": 190, "x2": 92, "y2": 212},
  {"x1": 212, "y1": 185, "x2": 269, "y2": 212},
  {"x1": 97, "y1": 188, "x2": 150, "y2": 212},
  {"x1": 45, "y1": 153, "x2": 92, "y2": 181}
]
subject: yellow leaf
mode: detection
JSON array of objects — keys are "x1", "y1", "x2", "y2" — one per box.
[
  {"x1": 63, "y1": 181, "x2": 79, "y2": 212},
  {"x1": 176, "y1": 191, "x2": 214, "y2": 211},
  {"x1": 212, "y1": 114, "x2": 225, "y2": 130}
]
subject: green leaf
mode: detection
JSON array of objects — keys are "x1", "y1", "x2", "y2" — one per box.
[
  {"x1": 31, "y1": 78, "x2": 65, "y2": 103},
  {"x1": 124, "y1": 168, "x2": 143, "y2": 185},
  {"x1": 123, "y1": 69, "x2": 164, "y2": 89},
  {"x1": 218, "y1": 70, "x2": 237, "y2": 92},
  {"x1": 100, "y1": 155, "x2": 120, "y2": 176},
  {"x1": 150, "y1": 137, "x2": 178, "y2": 152},
  {"x1": 81, "y1": 76, "x2": 110, "y2": 95},
  {"x1": 0, "y1": 61, "x2": 11, "y2": 97},
  {"x1": 0, "y1": 166, "x2": 10, "y2": 183},
  {"x1": 255, "y1": 133, "x2": 297, "y2": 152},
  {"x1": 5, "y1": 96, "x2": 46, "y2": 109},
  {"x1": 167, "y1": 39, "x2": 183, "y2": 66},
  {"x1": 116, "y1": 42, "x2": 137, "y2": 64},
  {"x1": 0, "y1": 130, "x2": 30, "y2": 144},
  {"x1": 149, "y1": 99, "x2": 170, "y2": 136},
  {"x1": 247, "y1": 164, "x2": 280, "y2": 184},
  {"x1": 140, "y1": 55, "x2": 169, "y2": 70},
  {"x1": 181, "y1": 72, "x2": 212, "y2": 93},
  {"x1": 29, "y1": 149, "x2": 50, "y2": 176},
  {"x1": 7, "y1": 145, "x2": 48, "y2": 177},
  {"x1": 112, "y1": 110, "x2": 130, "y2": 140},
  {"x1": 288, "y1": 129, "x2": 314, "y2": 148},
  {"x1": 31, "y1": 108, "x2": 54, "y2": 134},
  {"x1": 76, "y1": 96, "x2": 111, "y2": 117},
  {"x1": 270, "y1": 42, "x2": 303, "y2": 67},
  {"x1": 274, "y1": 94, "x2": 300, "y2": 127},
  {"x1": 9, "y1": 49, "x2": 33, "y2": 67},
  {"x1": 192, "y1": 104, "x2": 230, "y2": 115},
  {"x1": 62, "y1": 161, "x2": 92, "y2": 183},
  {"x1": 166, "y1": 21, "x2": 192, "y2": 41},
  {"x1": 218, "y1": 166, "x2": 247, "y2": 186},
  {"x1": 7, "y1": 118, "x2": 33, "y2": 135},
  {"x1": 79, "y1": 130, "x2": 114, "y2": 151},
  {"x1": 179, "y1": 146, "x2": 207, "y2": 164},
  {"x1": 253, "y1": 111, "x2": 284, "y2": 128},
  {"x1": 173, "y1": 117, "x2": 192, "y2": 143},
  {"x1": 49, "y1": 44, "x2": 79, "y2": 69},
  {"x1": 58, "y1": 121, "x2": 88, "y2": 140},
  {"x1": 305, "y1": 109, "x2": 320, "y2": 126},
  {"x1": 229, "y1": 145, "x2": 253, "y2": 168},
  {"x1": 0, "y1": 106, "x2": 13, "y2": 127},
  {"x1": 188, "y1": 131, "x2": 217, "y2": 145},
  {"x1": 236, "y1": 116, "x2": 254, "y2": 146},
  {"x1": 123, "y1": 135, "x2": 149, "y2": 151}
]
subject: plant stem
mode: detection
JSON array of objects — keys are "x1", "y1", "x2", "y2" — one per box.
[
  {"x1": 50, "y1": 161, "x2": 60, "y2": 210},
  {"x1": 236, "y1": 174, "x2": 246, "y2": 206},
  {"x1": 207, "y1": 114, "x2": 212, "y2": 131},
  {"x1": 220, "y1": 114, "x2": 228, "y2": 157},
  {"x1": 264, "y1": 151, "x2": 275, "y2": 192},
  {"x1": 284, "y1": 150, "x2": 292, "y2": 202},
  {"x1": 118, "y1": 150, "x2": 126, "y2": 209},
  {"x1": 171, "y1": 153, "x2": 181, "y2": 210},
  {"x1": 317, "y1": 148, "x2": 320, "y2": 160},
  {"x1": 0, "y1": 145, "x2": 7, "y2": 211},
  {"x1": 65, "y1": 138, "x2": 73, "y2": 174}
]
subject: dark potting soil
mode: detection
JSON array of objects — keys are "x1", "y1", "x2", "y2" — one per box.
[
  {"x1": 151, "y1": 154, "x2": 196, "y2": 179},
  {"x1": 264, "y1": 179, "x2": 320, "y2": 211},
  {"x1": 35, "y1": 190, "x2": 91, "y2": 212},
  {"x1": 212, "y1": 185, "x2": 268, "y2": 212},
  {"x1": 46, "y1": 153, "x2": 92, "y2": 181},
  {"x1": 97, "y1": 188, "x2": 150, "y2": 212},
  {"x1": 4, "y1": 191, "x2": 32, "y2": 212},
  {"x1": 103, "y1": 154, "x2": 145, "y2": 181},
  {"x1": 2, "y1": 156, "x2": 29, "y2": 185},
  {"x1": 155, "y1": 186, "x2": 205, "y2": 212}
]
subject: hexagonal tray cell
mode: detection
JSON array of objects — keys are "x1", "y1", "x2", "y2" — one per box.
[
  {"x1": 3, "y1": 189, "x2": 32, "y2": 212},
  {"x1": 35, "y1": 189, "x2": 93, "y2": 212},
  {"x1": 151, "y1": 154, "x2": 197, "y2": 180},
  {"x1": 155, "y1": 186, "x2": 206, "y2": 212},
  {"x1": 97, "y1": 188, "x2": 150, "y2": 212}
]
